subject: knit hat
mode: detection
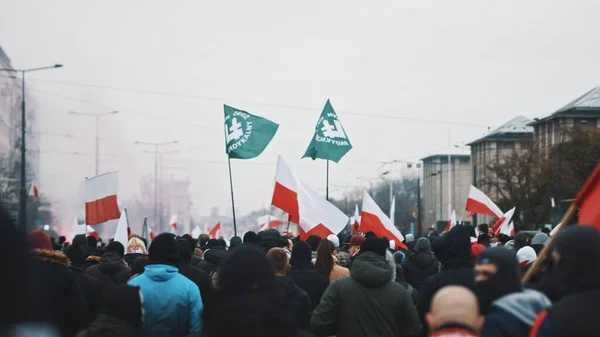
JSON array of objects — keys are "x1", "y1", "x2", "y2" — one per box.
[
  {"x1": 148, "y1": 233, "x2": 180, "y2": 265},
  {"x1": 230, "y1": 236, "x2": 243, "y2": 250},
  {"x1": 106, "y1": 241, "x2": 125, "y2": 258},
  {"x1": 207, "y1": 238, "x2": 223, "y2": 249},
  {"x1": 104, "y1": 284, "x2": 143, "y2": 327},
  {"x1": 243, "y1": 231, "x2": 260, "y2": 245},
  {"x1": 360, "y1": 236, "x2": 387, "y2": 257},
  {"x1": 405, "y1": 233, "x2": 415, "y2": 243},
  {"x1": 27, "y1": 229, "x2": 53, "y2": 251},
  {"x1": 289, "y1": 241, "x2": 312, "y2": 267},
  {"x1": 326, "y1": 234, "x2": 340, "y2": 248}
]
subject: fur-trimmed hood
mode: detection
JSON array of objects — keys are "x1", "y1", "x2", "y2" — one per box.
[{"x1": 31, "y1": 249, "x2": 71, "y2": 266}]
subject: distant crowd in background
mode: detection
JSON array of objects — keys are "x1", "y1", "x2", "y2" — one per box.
[{"x1": 1, "y1": 206, "x2": 599, "y2": 337}]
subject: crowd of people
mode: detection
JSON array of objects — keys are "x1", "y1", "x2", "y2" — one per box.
[{"x1": 1, "y1": 207, "x2": 599, "y2": 337}]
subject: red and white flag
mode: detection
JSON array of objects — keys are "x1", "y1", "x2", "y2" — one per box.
[
  {"x1": 493, "y1": 207, "x2": 516, "y2": 235},
  {"x1": 257, "y1": 214, "x2": 283, "y2": 231},
  {"x1": 360, "y1": 191, "x2": 407, "y2": 250},
  {"x1": 28, "y1": 181, "x2": 39, "y2": 198},
  {"x1": 191, "y1": 225, "x2": 202, "y2": 239},
  {"x1": 465, "y1": 185, "x2": 503, "y2": 219},
  {"x1": 169, "y1": 215, "x2": 178, "y2": 233},
  {"x1": 350, "y1": 204, "x2": 361, "y2": 235},
  {"x1": 208, "y1": 221, "x2": 221, "y2": 239},
  {"x1": 501, "y1": 222, "x2": 515, "y2": 236},
  {"x1": 574, "y1": 163, "x2": 600, "y2": 230},
  {"x1": 271, "y1": 156, "x2": 349, "y2": 239},
  {"x1": 85, "y1": 172, "x2": 121, "y2": 225},
  {"x1": 444, "y1": 209, "x2": 457, "y2": 232},
  {"x1": 113, "y1": 209, "x2": 129, "y2": 246}
]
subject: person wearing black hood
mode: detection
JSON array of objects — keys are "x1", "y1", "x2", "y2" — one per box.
[
  {"x1": 404, "y1": 237, "x2": 439, "y2": 293},
  {"x1": 288, "y1": 241, "x2": 330, "y2": 311},
  {"x1": 243, "y1": 231, "x2": 260, "y2": 245},
  {"x1": 530, "y1": 226, "x2": 600, "y2": 337},
  {"x1": 176, "y1": 238, "x2": 214, "y2": 313},
  {"x1": 475, "y1": 247, "x2": 550, "y2": 337},
  {"x1": 202, "y1": 246, "x2": 313, "y2": 337},
  {"x1": 85, "y1": 241, "x2": 132, "y2": 287},
  {"x1": 66, "y1": 244, "x2": 105, "y2": 322},
  {"x1": 418, "y1": 225, "x2": 478, "y2": 337},
  {"x1": 312, "y1": 236, "x2": 421, "y2": 337},
  {"x1": 260, "y1": 228, "x2": 285, "y2": 253},
  {"x1": 196, "y1": 239, "x2": 228, "y2": 274},
  {"x1": 75, "y1": 284, "x2": 143, "y2": 337}
]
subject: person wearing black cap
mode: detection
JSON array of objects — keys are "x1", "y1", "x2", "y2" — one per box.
[
  {"x1": 288, "y1": 241, "x2": 330, "y2": 311},
  {"x1": 312, "y1": 236, "x2": 421, "y2": 337},
  {"x1": 85, "y1": 241, "x2": 132, "y2": 287},
  {"x1": 128, "y1": 233, "x2": 203, "y2": 337},
  {"x1": 243, "y1": 231, "x2": 260, "y2": 245},
  {"x1": 475, "y1": 247, "x2": 550, "y2": 337},
  {"x1": 530, "y1": 226, "x2": 600, "y2": 337},
  {"x1": 196, "y1": 238, "x2": 228, "y2": 274}
]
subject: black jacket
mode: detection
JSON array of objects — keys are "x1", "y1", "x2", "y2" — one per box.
[
  {"x1": 123, "y1": 252, "x2": 145, "y2": 268},
  {"x1": 177, "y1": 262, "x2": 215, "y2": 314},
  {"x1": 195, "y1": 248, "x2": 228, "y2": 274},
  {"x1": 29, "y1": 249, "x2": 89, "y2": 337},
  {"x1": 70, "y1": 265, "x2": 105, "y2": 321},
  {"x1": 276, "y1": 276, "x2": 312, "y2": 329},
  {"x1": 418, "y1": 226, "x2": 478, "y2": 337},
  {"x1": 85, "y1": 252, "x2": 132, "y2": 287},
  {"x1": 75, "y1": 313, "x2": 139, "y2": 337},
  {"x1": 288, "y1": 263, "x2": 330, "y2": 310},
  {"x1": 404, "y1": 252, "x2": 438, "y2": 293}
]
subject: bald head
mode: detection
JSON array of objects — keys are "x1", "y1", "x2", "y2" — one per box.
[{"x1": 426, "y1": 286, "x2": 482, "y2": 332}]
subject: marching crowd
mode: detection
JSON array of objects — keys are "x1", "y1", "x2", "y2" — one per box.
[{"x1": 1, "y1": 207, "x2": 599, "y2": 337}]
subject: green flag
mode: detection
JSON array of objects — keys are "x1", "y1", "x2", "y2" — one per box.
[
  {"x1": 302, "y1": 99, "x2": 352, "y2": 162},
  {"x1": 224, "y1": 104, "x2": 279, "y2": 159}
]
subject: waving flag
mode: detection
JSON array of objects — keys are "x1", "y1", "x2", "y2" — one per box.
[
  {"x1": 493, "y1": 207, "x2": 516, "y2": 234},
  {"x1": 271, "y1": 156, "x2": 349, "y2": 239},
  {"x1": 574, "y1": 163, "x2": 600, "y2": 230},
  {"x1": 465, "y1": 185, "x2": 503, "y2": 219},
  {"x1": 224, "y1": 105, "x2": 279, "y2": 159},
  {"x1": 257, "y1": 214, "x2": 283, "y2": 231},
  {"x1": 169, "y1": 215, "x2": 178, "y2": 232},
  {"x1": 350, "y1": 204, "x2": 361, "y2": 235},
  {"x1": 114, "y1": 209, "x2": 129, "y2": 246},
  {"x1": 444, "y1": 209, "x2": 457, "y2": 232},
  {"x1": 191, "y1": 225, "x2": 202, "y2": 239},
  {"x1": 360, "y1": 191, "x2": 407, "y2": 250},
  {"x1": 28, "y1": 181, "x2": 39, "y2": 198},
  {"x1": 85, "y1": 172, "x2": 121, "y2": 225},
  {"x1": 208, "y1": 222, "x2": 221, "y2": 239},
  {"x1": 302, "y1": 99, "x2": 352, "y2": 163}
]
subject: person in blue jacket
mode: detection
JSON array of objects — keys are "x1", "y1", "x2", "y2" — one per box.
[{"x1": 129, "y1": 233, "x2": 203, "y2": 337}]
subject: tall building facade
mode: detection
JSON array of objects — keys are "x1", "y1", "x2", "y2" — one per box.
[
  {"x1": 468, "y1": 116, "x2": 534, "y2": 225},
  {"x1": 421, "y1": 154, "x2": 471, "y2": 229}
]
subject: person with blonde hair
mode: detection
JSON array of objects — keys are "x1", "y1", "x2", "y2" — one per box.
[{"x1": 124, "y1": 236, "x2": 147, "y2": 267}]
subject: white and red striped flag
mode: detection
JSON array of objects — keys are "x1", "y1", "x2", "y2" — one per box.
[
  {"x1": 208, "y1": 221, "x2": 221, "y2": 239},
  {"x1": 271, "y1": 156, "x2": 349, "y2": 240},
  {"x1": 169, "y1": 215, "x2": 178, "y2": 233},
  {"x1": 493, "y1": 207, "x2": 516, "y2": 235},
  {"x1": 28, "y1": 181, "x2": 39, "y2": 198},
  {"x1": 444, "y1": 209, "x2": 457, "y2": 232},
  {"x1": 350, "y1": 204, "x2": 361, "y2": 235},
  {"x1": 257, "y1": 214, "x2": 283, "y2": 231},
  {"x1": 360, "y1": 191, "x2": 407, "y2": 250},
  {"x1": 465, "y1": 185, "x2": 503, "y2": 219},
  {"x1": 113, "y1": 209, "x2": 129, "y2": 246},
  {"x1": 85, "y1": 172, "x2": 121, "y2": 225}
]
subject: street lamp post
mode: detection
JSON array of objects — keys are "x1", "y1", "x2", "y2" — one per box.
[
  {"x1": 0, "y1": 64, "x2": 62, "y2": 233},
  {"x1": 68, "y1": 110, "x2": 119, "y2": 176},
  {"x1": 135, "y1": 140, "x2": 178, "y2": 229}
]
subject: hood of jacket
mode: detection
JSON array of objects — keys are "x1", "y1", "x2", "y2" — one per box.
[
  {"x1": 432, "y1": 225, "x2": 473, "y2": 269},
  {"x1": 31, "y1": 249, "x2": 71, "y2": 266},
  {"x1": 142, "y1": 264, "x2": 179, "y2": 282},
  {"x1": 83, "y1": 312, "x2": 138, "y2": 337},
  {"x1": 203, "y1": 247, "x2": 228, "y2": 265},
  {"x1": 98, "y1": 252, "x2": 127, "y2": 274},
  {"x1": 409, "y1": 251, "x2": 437, "y2": 269},
  {"x1": 351, "y1": 252, "x2": 393, "y2": 288},
  {"x1": 492, "y1": 289, "x2": 551, "y2": 326}
]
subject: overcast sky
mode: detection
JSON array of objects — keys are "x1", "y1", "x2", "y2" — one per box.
[{"x1": 2, "y1": 0, "x2": 600, "y2": 229}]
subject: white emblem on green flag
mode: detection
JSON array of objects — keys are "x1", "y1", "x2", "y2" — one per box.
[
  {"x1": 224, "y1": 104, "x2": 279, "y2": 159},
  {"x1": 302, "y1": 99, "x2": 352, "y2": 162}
]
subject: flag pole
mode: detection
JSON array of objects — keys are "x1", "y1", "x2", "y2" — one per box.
[
  {"x1": 326, "y1": 160, "x2": 330, "y2": 200},
  {"x1": 227, "y1": 157, "x2": 238, "y2": 236},
  {"x1": 522, "y1": 202, "x2": 577, "y2": 283}
]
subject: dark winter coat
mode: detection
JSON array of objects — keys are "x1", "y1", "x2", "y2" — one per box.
[
  {"x1": 288, "y1": 263, "x2": 330, "y2": 310},
  {"x1": 123, "y1": 252, "x2": 145, "y2": 268},
  {"x1": 418, "y1": 225, "x2": 478, "y2": 337},
  {"x1": 85, "y1": 252, "x2": 132, "y2": 286},
  {"x1": 177, "y1": 262, "x2": 215, "y2": 314},
  {"x1": 311, "y1": 252, "x2": 421, "y2": 337},
  {"x1": 70, "y1": 265, "x2": 105, "y2": 321},
  {"x1": 404, "y1": 252, "x2": 438, "y2": 293},
  {"x1": 75, "y1": 313, "x2": 138, "y2": 337},
  {"x1": 195, "y1": 248, "x2": 227, "y2": 274},
  {"x1": 276, "y1": 276, "x2": 312, "y2": 329},
  {"x1": 29, "y1": 249, "x2": 89, "y2": 337}
]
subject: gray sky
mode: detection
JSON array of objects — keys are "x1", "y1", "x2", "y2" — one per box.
[{"x1": 2, "y1": 0, "x2": 600, "y2": 229}]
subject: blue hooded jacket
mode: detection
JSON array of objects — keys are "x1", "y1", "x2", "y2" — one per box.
[{"x1": 129, "y1": 264, "x2": 203, "y2": 337}]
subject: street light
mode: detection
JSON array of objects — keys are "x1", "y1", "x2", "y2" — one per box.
[
  {"x1": 68, "y1": 110, "x2": 119, "y2": 176},
  {"x1": 0, "y1": 63, "x2": 63, "y2": 233},
  {"x1": 135, "y1": 140, "x2": 178, "y2": 229}
]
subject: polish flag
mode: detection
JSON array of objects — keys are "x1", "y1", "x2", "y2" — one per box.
[
  {"x1": 465, "y1": 185, "x2": 503, "y2": 219},
  {"x1": 271, "y1": 157, "x2": 349, "y2": 239},
  {"x1": 72, "y1": 216, "x2": 86, "y2": 238},
  {"x1": 208, "y1": 221, "x2": 221, "y2": 239},
  {"x1": 493, "y1": 207, "x2": 516, "y2": 235},
  {"x1": 169, "y1": 215, "x2": 178, "y2": 233},
  {"x1": 86, "y1": 225, "x2": 100, "y2": 240},
  {"x1": 350, "y1": 204, "x2": 361, "y2": 235},
  {"x1": 113, "y1": 209, "x2": 129, "y2": 246},
  {"x1": 191, "y1": 225, "x2": 202, "y2": 239},
  {"x1": 501, "y1": 222, "x2": 515, "y2": 236},
  {"x1": 147, "y1": 223, "x2": 156, "y2": 241},
  {"x1": 360, "y1": 191, "x2": 407, "y2": 250},
  {"x1": 85, "y1": 172, "x2": 121, "y2": 225},
  {"x1": 574, "y1": 163, "x2": 600, "y2": 230},
  {"x1": 444, "y1": 209, "x2": 457, "y2": 232},
  {"x1": 257, "y1": 214, "x2": 283, "y2": 231},
  {"x1": 28, "y1": 181, "x2": 39, "y2": 198}
]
